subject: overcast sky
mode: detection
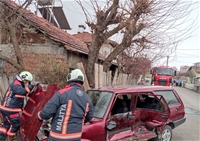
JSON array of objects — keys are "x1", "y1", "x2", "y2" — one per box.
[
  {"x1": 29, "y1": 0, "x2": 200, "y2": 70},
  {"x1": 61, "y1": 0, "x2": 199, "y2": 70}
]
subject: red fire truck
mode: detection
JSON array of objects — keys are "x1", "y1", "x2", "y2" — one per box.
[{"x1": 150, "y1": 66, "x2": 175, "y2": 86}]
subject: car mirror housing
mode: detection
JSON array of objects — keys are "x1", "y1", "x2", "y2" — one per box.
[{"x1": 106, "y1": 121, "x2": 117, "y2": 131}]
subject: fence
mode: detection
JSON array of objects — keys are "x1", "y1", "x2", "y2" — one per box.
[{"x1": 0, "y1": 62, "x2": 139, "y2": 101}]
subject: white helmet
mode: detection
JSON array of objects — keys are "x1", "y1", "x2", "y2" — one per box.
[
  {"x1": 67, "y1": 69, "x2": 84, "y2": 83},
  {"x1": 19, "y1": 71, "x2": 33, "y2": 82}
]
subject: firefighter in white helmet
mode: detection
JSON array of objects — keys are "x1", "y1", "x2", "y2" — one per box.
[
  {"x1": 0, "y1": 71, "x2": 35, "y2": 140},
  {"x1": 36, "y1": 69, "x2": 93, "y2": 141}
]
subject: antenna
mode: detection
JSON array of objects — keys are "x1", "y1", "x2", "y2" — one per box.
[
  {"x1": 14, "y1": 0, "x2": 71, "y2": 30},
  {"x1": 78, "y1": 24, "x2": 86, "y2": 33}
]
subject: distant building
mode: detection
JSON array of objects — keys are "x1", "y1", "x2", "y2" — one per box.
[{"x1": 180, "y1": 65, "x2": 190, "y2": 73}]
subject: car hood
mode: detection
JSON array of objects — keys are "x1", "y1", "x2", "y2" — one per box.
[{"x1": 20, "y1": 84, "x2": 59, "y2": 141}]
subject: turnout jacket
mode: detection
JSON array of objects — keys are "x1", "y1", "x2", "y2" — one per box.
[
  {"x1": 0, "y1": 77, "x2": 30, "y2": 112},
  {"x1": 37, "y1": 82, "x2": 93, "y2": 141}
]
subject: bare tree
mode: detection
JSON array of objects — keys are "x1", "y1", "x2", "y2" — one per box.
[
  {"x1": 0, "y1": 0, "x2": 32, "y2": 72},
  {"x1": 77, "y1": 0, "x2": 198, "y2": 88}
]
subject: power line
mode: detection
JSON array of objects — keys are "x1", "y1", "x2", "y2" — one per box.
[
  {"x1": 170, "y1": 56, "x2": 199, "y2": 58},
  {"x1": 175, "y1": 52, "x2": 199, "y2": 57},
  {"x1": 176, "y1": 49, "x2": 200, "y2": 50}
]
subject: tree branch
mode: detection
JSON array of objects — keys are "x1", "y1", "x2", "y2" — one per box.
[{"x1": 0, "y1": 53, "x2": 22, "y2": 71}]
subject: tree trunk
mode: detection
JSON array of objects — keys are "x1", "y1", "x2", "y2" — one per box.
[
  {"x1": 86, "y1": 33, "x2": 104, "y2": 88},
  {"x1": 6, "y1": 20, "x2": 25, "y2": 72}
]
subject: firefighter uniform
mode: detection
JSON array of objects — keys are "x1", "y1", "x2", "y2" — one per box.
[
  {"x1": 36, "y1": 82, "x2": 93, "y2": 141},
  {"x1": 0, "y1": 76, "x2": 32, "y2": 139}
]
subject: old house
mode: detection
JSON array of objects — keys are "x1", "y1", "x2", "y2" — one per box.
[
  {"x1": 73, "y1": 32, "x2": 117, "y2": 59},
  {"x1": 186, "y1": 62, "x2": 200, "y2": 84},
  {"x1": 0, "y1": 0, "x2": 105, "y2": 93},
  {"x1": 0, "y1": 1, "x2": 139, "y2": 95}
]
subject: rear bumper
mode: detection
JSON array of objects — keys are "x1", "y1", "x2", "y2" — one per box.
[{"x1": 173, "y1": 117, "x2": 186, "y2": 128}]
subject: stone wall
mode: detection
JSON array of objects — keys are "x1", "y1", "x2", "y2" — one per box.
[{"x1": 184, "y1": 83, "x2": 200, "y2": 93}]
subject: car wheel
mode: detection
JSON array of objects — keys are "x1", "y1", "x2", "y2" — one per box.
[{"x1": 154, "y1": 125, "x2": 172, "y2": 141}]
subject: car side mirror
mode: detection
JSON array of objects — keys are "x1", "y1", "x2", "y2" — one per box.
[
  {"x1": 106, "y1": 121, "x2": 117, "y2": 131},
  {"x1": 174, "y1": 70, "x2": 177, "y2": 76},
  {"x1": 150, "y1": 69, "x2": 153, "y2": 74}
]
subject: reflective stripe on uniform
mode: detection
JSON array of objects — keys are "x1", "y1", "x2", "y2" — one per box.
[
  {"x1": 37, "y1": 112, "x2": 43, "y2": 120},
  {"x1": 7, "y1": 131, "x2": 15, "y2": 136},
  {"x1": 6, "y1": 117, "x2": 16, "y2": 136},
  {"x1": 0, "y1": 127, "x2": 7, "y2": 134},
  {"x1": 82, "y1": 103, "x2": 89, "y2": 124},
  {"x1": 0, "y1": 105, "x2": 22, "y2": 112},
  {"x1": 15, "y1": 95, "x2": 25, "y2": 98},
  {"x1": 62, "y1": 100, "x2": 72, "y2": 134},
  {"x1": 50, "y1": 131, "x2": 82, "y2": 140}
]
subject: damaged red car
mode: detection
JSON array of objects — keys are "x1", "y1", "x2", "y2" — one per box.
[{"x1": 20, "y1": 85, "x2": 185, "y2": 141}]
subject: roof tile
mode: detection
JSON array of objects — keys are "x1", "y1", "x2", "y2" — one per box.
[{"x1": 1, "y1": 0, "x2": 89, "y2": 54}]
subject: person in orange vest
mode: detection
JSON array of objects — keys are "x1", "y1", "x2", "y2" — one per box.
[
  {"x1": 36, "y1": 69, "x2": 93, "y2": 141},
  {"x1": 0, "y1": 71, "x2": 35, "y2": 141}
]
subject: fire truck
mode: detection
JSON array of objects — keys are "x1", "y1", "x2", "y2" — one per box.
[{"x1": 150, "y1": 66, "x2": 175, "y2": 86}]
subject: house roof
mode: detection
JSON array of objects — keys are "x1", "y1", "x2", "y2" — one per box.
[
  {"x1": 73, "y1": 32, "x2": 118, "y2": 47},
  {"x1": 1, "y1": 0, "x2": 90, "y2": 55},
  {"x1": 188, "y1": 66, "x2": 200, "y2": 73},
  {"x1": 73, "y1": 32, "x2": 92, "y2": 43}
]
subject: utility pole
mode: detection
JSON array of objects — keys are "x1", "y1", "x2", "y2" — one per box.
[{"x1": 166, "y1": 56, "x2": 169, "y2": 66}]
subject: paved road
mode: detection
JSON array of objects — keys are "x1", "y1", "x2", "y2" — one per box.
[{"x1": 172, "y1": 87, "x2": 200, "y2": 141}]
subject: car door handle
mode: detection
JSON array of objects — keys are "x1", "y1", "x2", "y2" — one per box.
[{"x1": 175, "y1": 108, "x2": 178, "y2": 111}]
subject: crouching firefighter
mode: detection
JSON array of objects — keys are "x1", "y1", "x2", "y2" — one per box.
[
  {"x1": 0, "y1": 71, "x2": 35, "y2": 140},
  {"x1": 36, "y1": 69, "x2": 93, "y2": 141}
]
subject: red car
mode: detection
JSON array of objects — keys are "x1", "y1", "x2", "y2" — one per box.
[{"x1": 20, "y1": 85, "x2": 186, "y2": 141}]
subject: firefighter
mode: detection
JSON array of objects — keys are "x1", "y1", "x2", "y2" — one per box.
[
  {"x1": 36, "y1": 69, "x2": 93, "y2": 141},
  {"x1": 0, "y1": 71, "x2": 35, "y2": 141}
]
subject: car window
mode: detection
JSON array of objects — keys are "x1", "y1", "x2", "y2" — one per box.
[
  {"x1": 111, "y1": 94, "x2": 132, "y2": 115},
  {"x1": 154, "y1": 90, "x2": 180, "y2": 105},
  {"x1": 136, "y1": 94, "x2": 168, "y2": 113},
  {"x1": 87, "y1": 90, "x2": 113, "y2": 118}
]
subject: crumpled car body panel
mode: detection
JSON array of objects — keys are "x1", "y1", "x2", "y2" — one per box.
[{"x1": 20, "y1": 84, "x2": 59, "y2": 141}]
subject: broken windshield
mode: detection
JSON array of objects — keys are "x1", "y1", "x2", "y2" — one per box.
[{"x1": 87, "y1": 90, "x2": 113, "y2": 118}]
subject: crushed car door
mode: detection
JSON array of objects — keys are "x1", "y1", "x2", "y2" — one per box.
[
  {"x1": 20, "y1": 84, "x2": 59, "y2": 141},
  {"x1": 106, "y1": 94, "x2": 138, "y2": 141},
  {"x1": 107, "y1": 93, "x2": 170, "y2": 141},
  {"x1": 134, "y1": 93, "x2": 170, "y2": 137},
  {"x1": 135, "y1": 93, "x2": 170, "y2": 122}
]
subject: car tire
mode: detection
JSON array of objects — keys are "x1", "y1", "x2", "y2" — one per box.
[{"x1": 154, "y1": 125, "x2": 172, "y2": 141}]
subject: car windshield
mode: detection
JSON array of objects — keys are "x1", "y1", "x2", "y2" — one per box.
[
  {"x1": 87, "y1": 90, "x2": 113, "y2": 118},
  {"x1": 155, "y1": 68, "x2": 173, "y2": 76}
]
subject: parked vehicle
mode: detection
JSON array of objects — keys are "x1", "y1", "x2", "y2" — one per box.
[
  {"x1": 20, "y1": 84, "x2": 185, "y2": 141},
  {"x1": 150, "y1": 66, "x2": 176, "y2": 86}
]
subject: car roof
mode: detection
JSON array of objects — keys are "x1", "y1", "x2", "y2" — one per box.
[{"x1": 90, "y1": 85, "x2": 174, "y2": 94}]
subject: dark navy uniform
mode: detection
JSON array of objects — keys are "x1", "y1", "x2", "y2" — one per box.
[
  {"x1": 0, "y1": 77, "x2": 31, "y2": 138},
  {"x1": 37, "y1": 82, "x2": 93, "y2": 141}
]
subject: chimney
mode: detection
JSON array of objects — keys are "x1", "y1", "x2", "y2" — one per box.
[{"x1": 78, "y1": 24, "x2": 86, "y2": 33}]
